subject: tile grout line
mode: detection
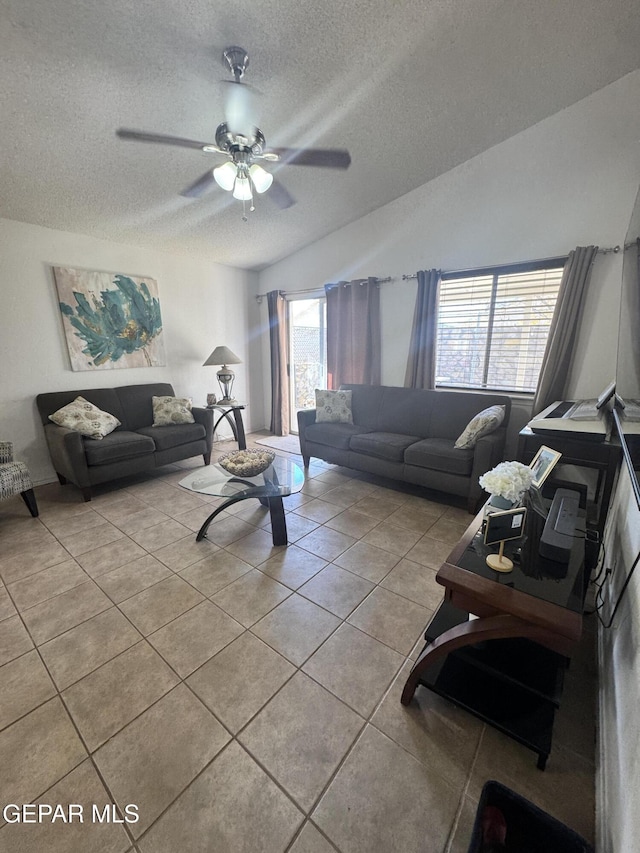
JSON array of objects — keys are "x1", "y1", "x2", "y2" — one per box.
[
  {"x1": 1, "y1": 474, "x2": 443, "y2": 734},
  {"x1": 3, "y1": 485, "x2": 341, "y2": 843},
  {"x1": 443, "y1": 724, "x2": 487, "y2": 853},
  {"x1": 0, "y1": 579, "x2": 141, "y2": 848},
  {"x1": 3, "y1": 445, "x2": 594, "y2": 848}
]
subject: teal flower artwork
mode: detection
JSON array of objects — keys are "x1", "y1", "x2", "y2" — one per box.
[{"x1": 53, "y1": 267, "x2": 166, "y2": 371}]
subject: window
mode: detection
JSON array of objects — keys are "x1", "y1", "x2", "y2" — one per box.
[
  {"x1": 287, "y1": 296, "x2": 327, "y2": 433},
  {"x1": 435, "y1": 259, "x2": 565, "y2": 394}
]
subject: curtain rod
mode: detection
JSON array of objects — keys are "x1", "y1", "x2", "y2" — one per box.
[
  {"x1": 255, "y1": 276, "x2": 393, "y2": 303},
  {"x1": 255, "y1": 241, "x2": 635, "y2": 301},
  {"x1": 400, "y1": 243, "x2": 635, "y2": 280}
]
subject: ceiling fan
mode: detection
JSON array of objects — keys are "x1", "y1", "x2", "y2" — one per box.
[{"x1": 116, "y1": 46, "x2": 351, "y2": 218}]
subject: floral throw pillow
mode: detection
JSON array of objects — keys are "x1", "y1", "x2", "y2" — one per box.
[
  {"x1": 49, "y1": 396, "x2": 121, "y2": 440},
  {"x1": 152, "y1": 395, "x2": 195, "y2": 426},
  {"x1": 454, "y1": 404, "x2": 506, "y2": 449},
  {"x1": 315, "y1": 389, "x2": 353, "y2": 424}
]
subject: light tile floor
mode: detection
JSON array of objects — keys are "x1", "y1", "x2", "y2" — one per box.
[{"x1": 0, "y1": 434, "x2": 596, "y2": 852}]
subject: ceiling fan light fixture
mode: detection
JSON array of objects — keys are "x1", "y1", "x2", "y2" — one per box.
[
  {"x1": 249, "y1": 163, "x2": 273, "y2": 194},
  {"x1": 233, "y1": 175, "x2": 253, "y2": 201},
  {"x1": 213, "y1": 161, "x2": 237, "y2": 191}
]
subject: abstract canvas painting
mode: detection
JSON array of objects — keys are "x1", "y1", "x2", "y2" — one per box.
[{"x1": 53, "y1": 267, "x2": 166, "y2": 371}]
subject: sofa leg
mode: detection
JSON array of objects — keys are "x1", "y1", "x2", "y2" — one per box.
[
  {"x1": 203, "y1": 452, "x2": 211, "y2": 466},
  {"x1": 302, "y1": 455, "x2": 310, "y2": 468},
  {"x1": 21, "y1": 489, "x2": 39, "y2": 517},
  {"x1": 56, "y1": 472, "x2": 68, "y2": 485},
  {"x1": 80, "y1": 487, "x2": 92, "y2": 502}
]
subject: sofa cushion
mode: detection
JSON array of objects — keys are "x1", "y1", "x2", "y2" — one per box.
[
  {"x1": 84, "y1": 430, "x2": 155, "y2": 466},
  {"x1": 37, "y1": 388, "x2": 125, "y2": 428},
  {"x1": 137, "y1": 423, "x2": 206, "y2": 452},
  {"x1": 428, "y1": 392, "x2": 509, "y2": 439},
  {"x1": 375, "y1": 387, "x2": 434, "y2": 436},
  {"x1": 315, "y1": 389, "x2": 353, "y2": 424},
  {"x1": 350, "y1": 432, "x2": 422, "y2": 462},
  {"x1": 306, "y1": 422, "x2": 371, "y2": 451},
  {"x1": 454, "y1": 404, "x2": 506, "y2": 449},
  {"x1": 49, "y1": 396, "x2": 121, "y2": 440},
  {"x1": 115, "y1": 383, "x2": 175, "y2": 430},
  {"x1": 405, "y1": 438, "x2": 474, "y2": 476},
  {"x1": 339, "y1": 384, "x2": 386, "y2": 430}
]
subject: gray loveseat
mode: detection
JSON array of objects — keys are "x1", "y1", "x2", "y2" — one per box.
[
  {"x1": 36, "y1": 383, "x2": 213, "y2": 501},
  {"x1": 297, "y1": 384, "x2": 511, "y2": 513}
]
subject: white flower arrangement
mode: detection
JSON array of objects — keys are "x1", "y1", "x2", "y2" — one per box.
[{"x1": 479, "y1": 460, "x2": 534, "y2": 503}]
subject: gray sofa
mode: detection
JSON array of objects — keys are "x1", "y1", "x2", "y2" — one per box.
[
  {"x1": 297, "y1": 384, "x2": 511, "y2": 513},
  {"x1": 36, "y1": 383, "x2": 213, "y2": 501}
]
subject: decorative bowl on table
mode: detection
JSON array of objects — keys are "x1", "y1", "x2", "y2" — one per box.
[{"x1": 217, "y1": 449, "x2": 275, "y2": 477}]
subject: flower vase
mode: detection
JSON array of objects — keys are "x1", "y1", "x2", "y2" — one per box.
[{"x1": 485, "y1": 494, "x2": 515, "y2": 516}]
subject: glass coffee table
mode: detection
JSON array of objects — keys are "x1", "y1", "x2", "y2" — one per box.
[{"x1": 179, "y1": 455, "x2": 305, "y2": 546}]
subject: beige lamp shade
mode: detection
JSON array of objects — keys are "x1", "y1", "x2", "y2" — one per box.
[{"x1": 203, "y1": 346, "x2": 242, "y2": 367}]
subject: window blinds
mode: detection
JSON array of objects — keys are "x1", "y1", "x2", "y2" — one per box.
[{"x1": 435, "y1": 266, "x2": 564, "y2": 393}]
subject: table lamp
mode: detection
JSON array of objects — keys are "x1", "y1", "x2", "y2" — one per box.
[{"x1": 203, "y1": 346, "x2": 242, "y2": 403}]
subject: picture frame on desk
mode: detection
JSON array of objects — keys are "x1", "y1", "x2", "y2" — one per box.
[
  {"x1": 529, "y1": 445, "x2": 562, "y2": 488},
  {"x1": 483, "y1": 506, "x2": 527, "y2": 572},
  {"x1": 484, "y1": 506, "x2": 527, "y2": 547}
]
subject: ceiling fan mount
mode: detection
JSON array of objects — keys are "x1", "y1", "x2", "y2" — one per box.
[
  {"x1": 116, "y1": 45, "x2": 351, "y2": 215},
  {"x1": 222, "y1": 46, "x2": 249, "y2": 82}
]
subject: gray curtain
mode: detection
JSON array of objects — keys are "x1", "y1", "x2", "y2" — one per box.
[
  {"x1": 267, "y1": 290, "x2": 290, "y2": 435},
  {"x1": 325, "y1": 277, "x2": 381, "y2": 388},
  {"x1": 404, "y1": 268, "x2": 441, "y2": 389},
  {"x1": 532, "y1": 246, "x2": 599, "y2": 415}
]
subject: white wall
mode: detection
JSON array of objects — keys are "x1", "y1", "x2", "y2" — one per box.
[
  {"x1": 256, "y1": 71, "x2": 640, "y2": 453},
  {"x1": 0, "y1": 219, "x2": 261, "y2": 484},
  {"x1": 598, "y1": 464, "x2": 640, "y2": 853},
  {"x1": 596, "y1": 147, "x2": 640, "y2": 853}
]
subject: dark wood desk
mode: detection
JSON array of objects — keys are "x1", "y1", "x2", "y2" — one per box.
[
  {"x1": 401, "y1": 503, "x2": 586, "y2": 768},
  {"x1": 516, "y1": 404, "x2": 620, "y2": 536}
]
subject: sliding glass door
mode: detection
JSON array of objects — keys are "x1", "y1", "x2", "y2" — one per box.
[{"x1": 288, "y1": 297, "x2": 327, "y2": 433}]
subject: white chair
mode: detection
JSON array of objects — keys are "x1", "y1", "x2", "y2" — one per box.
[{"x1": 0, "y1": 441, "x2": 39, "y2": 517}]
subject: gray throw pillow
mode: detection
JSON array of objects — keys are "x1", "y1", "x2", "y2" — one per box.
[
  {"x1": 315, "y1": 389, "x2": 353, "y2": 424},
  {"x1": 454, "y1": 404, "x2": 505, "y2": 449}
]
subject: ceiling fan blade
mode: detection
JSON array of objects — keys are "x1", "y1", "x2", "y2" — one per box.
[
  {"x1": 180, "y1": 169, "x2": 217, "y2": 198},
  {"x1": 116, "y1": 129, "x2": 220, "y2": 152},
  {"x1": 268, "y1": 179, "x2": 296, "y2": 210},
  {"x1": 268, "y1": 147, "x2": 351, "y2": 169}
]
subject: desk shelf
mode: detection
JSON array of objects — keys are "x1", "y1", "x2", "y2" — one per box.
[{"x1": 418, "y1": 601, "x2": 567, "y2": 769}]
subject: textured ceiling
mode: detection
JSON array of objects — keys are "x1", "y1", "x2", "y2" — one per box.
[{"x1": 1, "y1": 0, "x2": 640, "y2": 270}]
